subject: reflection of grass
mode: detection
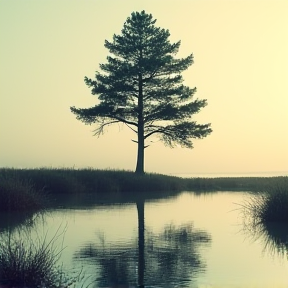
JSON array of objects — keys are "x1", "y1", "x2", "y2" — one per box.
[
  {"x1": 242, "y1": 214, "x2": 288, "y2": 259},
  {"x1": 0, "y1": 226, "x2": 86, "y2": 288},
  {"x1": 260, "y1": 222, "x2": 288, "y2": 257}
]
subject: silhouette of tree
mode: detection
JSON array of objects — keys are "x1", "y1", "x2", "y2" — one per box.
[
  {"x1": 70, "y1": 11, "x2": 212, "y2": 174},
  {"x1": 74, "y1": 200, "x2": 211, "y2": 287}
]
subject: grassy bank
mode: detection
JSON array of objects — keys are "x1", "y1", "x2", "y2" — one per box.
[
  {"x1": 0, "y1": 167, "x2": 287, "y2": 211},
  {"x1": 0, "y1": 168, "x2": 186, "y2": 195},
  {"x1": 0, "y1": 173, "x2": 46, "y2": 213},
  {"x1": 1, "y1": 167, "x2": 285, "y2": 193}
]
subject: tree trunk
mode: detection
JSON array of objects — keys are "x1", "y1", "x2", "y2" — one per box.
[
  {"x1": 137, "y1": 200, "x2": 145, "y2": 288},
  {"x1": 135, "y1": 72, "x2": 145, "y2": 174},
  {"x1": 135, "y1": 128, "x2": 145, "y2": 174}
]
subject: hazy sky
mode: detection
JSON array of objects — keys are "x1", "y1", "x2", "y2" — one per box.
[{"x1": 0, "y1": 0, "x2": 287, "y2": 175}]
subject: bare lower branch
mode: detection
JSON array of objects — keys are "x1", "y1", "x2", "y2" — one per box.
[
  {"x1": 125, "y1": 123, "x2": 138, "y2": 133},
  {"x1": 93, "y1": 120, "x2": 120, "y2": 136}
]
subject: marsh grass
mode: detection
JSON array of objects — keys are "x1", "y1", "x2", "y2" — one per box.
[
  {"x1": 1, "y1": 167, "x2": 285, "y2": 194},
  {"x1": 241, "y1": 186, "x2": 288, "y2": 259},
  {"x1": 0, "y1": 168, "x2": 187, "y2": 195},
  {"x1": 0, "y1": 226, "x2": 87, "y2": 288},
  {"x1": 242, "y1": 181, "x2": 288, "y2": 226},
  {"x1": 258, "y1": 222, "x2": 288, "y2": 258},
  {"x1": 0, "y1": 227, "x2": 62, "y2": 287},
  {"x1": 0, "y1": 174, "x2": 46, "y2": 212},
  {"x1": 0, "y1": 168, "x2": 287, "y2": 211}
]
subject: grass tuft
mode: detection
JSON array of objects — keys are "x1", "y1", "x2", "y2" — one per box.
[
  {"x1": 0, "y1": 226, "x2": 86, "y2": 288},
  {"x1": 241, "y1": 179, "x2": 288, "y2": 226}
]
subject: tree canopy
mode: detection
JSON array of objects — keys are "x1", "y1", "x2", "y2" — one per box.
[{"x1": 70, "y1": 10, "x2": 212, "y2": 174}]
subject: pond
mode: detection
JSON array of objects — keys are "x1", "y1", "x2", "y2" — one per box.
[{"x1": 1, "y1": 191, "x2": 288, "y2": 287}]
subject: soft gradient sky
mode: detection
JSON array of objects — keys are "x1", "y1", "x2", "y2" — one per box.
[{"x1": 0, "y1": 0, "x2": 287, "y2": 175}]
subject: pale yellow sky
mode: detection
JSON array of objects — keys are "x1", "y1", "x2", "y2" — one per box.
[{"x1": 0, "y1": 0, "x2": 287, "y2": 175}]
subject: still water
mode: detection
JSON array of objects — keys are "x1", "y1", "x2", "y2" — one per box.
[{"x1": 1, "y1": 191, "x2": 288, "y2": 287}]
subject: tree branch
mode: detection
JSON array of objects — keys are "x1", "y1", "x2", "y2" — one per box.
[
  {"x1": 93, "y1": 120, "x2": 121, "y2": 136},
  {"x1": 125, "y1": 123, "x2": 138, "y2": 133},
  {"x1": 109, "y1": 114, "x2": 138, "y2": 127}
]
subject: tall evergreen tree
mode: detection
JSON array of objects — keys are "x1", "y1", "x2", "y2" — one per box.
[{"x1": 70, "y1": 11, "x2": 212, "y2": 174}]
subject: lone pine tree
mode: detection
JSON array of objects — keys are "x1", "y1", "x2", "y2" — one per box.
[{"x1": 71, "y1": 11, "x2": 212, "y2": 174}]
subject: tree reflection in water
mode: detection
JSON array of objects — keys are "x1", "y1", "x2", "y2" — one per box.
[{"x1": 74, "y1": 199, "x2": 211, "y2": 288}]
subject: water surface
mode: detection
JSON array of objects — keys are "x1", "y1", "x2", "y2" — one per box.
[{"x1": 1, "y1": 191, "x2": 288, "y2": 287}]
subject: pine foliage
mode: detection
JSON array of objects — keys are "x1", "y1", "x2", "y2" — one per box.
[{"x1": 71, "y1": 11, "x2": 212, "y2": 171}]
